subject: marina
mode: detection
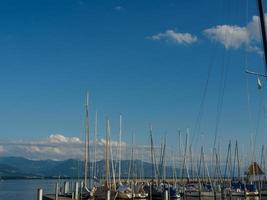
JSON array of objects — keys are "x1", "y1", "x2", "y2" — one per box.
[
  {"x1": 1, "y1": 0, "x2": 267, "y2": 199},
  {"x1": 39, "y1": 0, "x2": 267, "y2": 197}
]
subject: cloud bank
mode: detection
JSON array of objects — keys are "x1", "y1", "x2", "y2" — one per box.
[{"x1": 0, "y1": 134, "x2": 128, "y2": 161}]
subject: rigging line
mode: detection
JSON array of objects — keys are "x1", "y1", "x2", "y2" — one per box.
[
  {"x1": 252, "y1": 88, "x2": 265, "y2": 161},
  {"x1": 191, "y1": 39, "x2": 219, "y2": 144},
  {"x1": 191, "y1": 0, "x2": 225, "y2": 146},
  {"x1": 244, "y1": 0, "x2": 254, "y2": 136},
  {"x1": 213, "y1": 47, "x2": 228, "y2": 148},
  {"x1": 191, "y1": 44, "x2": 217, "y2": 146},
  {"x1": 214, "y1": 0, "x2": 241, "y2": 149},
  {"x1": 213, "y1": 0, "x2": 235, "y2": 147}
]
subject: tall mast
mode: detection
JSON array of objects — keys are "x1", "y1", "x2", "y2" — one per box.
[
  {"x1": 162, "y1": 135, "x2": 166, "y2": 180},
  {"x1": 84, "y1": 92, "x2": 90, "y2": 190},
  {"x1": 105, "y1": 119, "x2": 110, "y2": 191},
  {"x1": 93, "y1": 111, "x2": 98, "y2": 180},
  {"x1": 224, "y1": 140, "x2": 232, "y2": 180},
  {"x1": 178, "y1": 130, "x2": 182, "y2": 178},
  {"x1": 236, "y1": 140, "x2": 240, "y2": 180},
  {"x1": 149, "y1": 125, "x2": 155, "y2": 180},
  {"x1": 189, "y1": 144, "x2": 193, "y2": 178},
  {"x1": 108, "y1": 121, "x2": 116, "y2": 190},
  {"x1": 182, "y1": 131, "x2": 188, "y2": 181},
  {"x1": 119, "y1": 114, "x2": 122, "y2": 183},
  {"x1": 258, "y1": 0, "x2": 267, "y2": 72}
]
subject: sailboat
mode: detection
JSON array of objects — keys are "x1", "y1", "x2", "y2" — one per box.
[
  {"x1": 94, "y1": 119, "x2": 112, "y2": 199},
  {"x1": 81, "y1": 93, "x2": 95, "y2": 198},
  {"x1": 94, "y1": 118, "x2": 133, "y2": 199}
]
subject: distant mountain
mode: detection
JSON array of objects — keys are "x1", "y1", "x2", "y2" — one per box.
[{"x1": 0, "y1": 156, "x2": 180, "y2": 179}]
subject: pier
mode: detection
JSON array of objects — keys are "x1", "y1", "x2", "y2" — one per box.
[{"x1": 43, "y1": 194, "x2": 73, "y2": 200}]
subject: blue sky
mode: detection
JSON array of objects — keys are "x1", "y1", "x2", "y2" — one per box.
[{"x1": 0, "y1": 0, "x2": 266, "y2": 158}]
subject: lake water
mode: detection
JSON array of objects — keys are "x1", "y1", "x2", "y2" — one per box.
[
  {"x1": 0, "y1": 179, "x2": 63, "y2": 200},
  {"x1": 0, "y1": 179, "x2": 267, "y2": 200}
]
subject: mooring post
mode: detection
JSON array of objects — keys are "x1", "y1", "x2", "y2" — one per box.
[
  {"x1": 64, "y1": 181, "x2": 69, "y2": 194},
  {"x1": 37, "y1": 188, "x2": 43, "y2": 200},
  {"x1": 163, "y1": 190, "x2": 169, "y2": 200},
  {"x1": 131, "y1": 181, "x2": 134, "y2": 200},
  {"x1": 149, "y1": 182, "x2": 152, "y2": 200},
  {"x1": 75, "y1": 182, "x2": 79, "y2": 200},
  {"x1": 71, "y1": 192, "x2": 74, "y2": 199},
  {"x1": 162, "y1": 184, "x2": 169, "y2": 200},
  {"x1": 168, "y1": 184, "x2": 171, "y2": 199},
  {"x1": 55, "y1": 182, "x2": 59, "y2": 200},
  {"x1": 80, "y1": 181, "x2": 83, "y2": 200},
  {"x1": 105, "y1": 189, "x2": 111, "y2": 200}
]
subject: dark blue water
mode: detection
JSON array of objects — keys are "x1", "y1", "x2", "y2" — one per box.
[{"x1": 0, "y1": 179, "x2": 65, "y2": 200}]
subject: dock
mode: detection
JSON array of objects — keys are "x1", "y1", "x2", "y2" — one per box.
[{"x1": 43, "y1": 194, "x2": 73, "y2": 200}]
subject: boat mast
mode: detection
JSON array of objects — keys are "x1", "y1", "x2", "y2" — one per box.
[
  {"x1": 258, "y1": 0, "x2": 267, "y2": 72},
  {"x1": 161, "y1": 135, "x2": 166, "y2": 181},
  {"x1": 181, "y1": 131, "x2": 188, "y2": 182},
  {"x1": 178, "y1": 130, "x2": 182, "y2": 179},
  {"x1": 93, "y1": 111, "x2": 98, "y2": 181},
  {"x1": 108, "y1": 121, "x2": 116, "y2": 190},
  {"x1": 224, "y1": 140, "x2": 232, "y2": 182},
  {"x1": 149, "y1": 125, "x2": 154, "y2": 181},
  {"x1": 234, "y1": 140, "x2": 240, "y2": 180},
  {"x1": 119, "y1": 114, "x2": 122, "y2": 184},
  {"x1": 84, "y1": 92, "x2": 90, "y2": 191},
  {"x1": 149, "y1": 125, "x2": 158, "y2": 181},
  {"x1": 105, "y1": 119, "x2": 110, "y2": 191}
]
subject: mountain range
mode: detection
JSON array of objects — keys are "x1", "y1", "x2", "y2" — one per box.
[{"x1": 0, "y1": 156, "x2": 179, "y2": 179}]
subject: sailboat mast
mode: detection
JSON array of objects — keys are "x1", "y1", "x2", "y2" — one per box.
[
  {"x1": 236, "y1": 141, "x2": 240, "y2": 180},
  {"x1": 93, "y1": 111, "x2": 98, "y2": 180},
  {"x1": 84, "y1": 92, "x2": 90, "y2": 189},
  {"x1": 258, "y1": 0, "x2": 267, "y2": 71},
  {"x1": 105, "y1": 119, "x2": 110, "y2": 190},
  {"x1": 182, "y1": 131, "x2": 188, "y2": 181},
  {"x1": 119, "y1": 114, "x2": 122, "y2": 183},
  {"x1": 149, "y1": 125, "x2": 155, "y2": 180}
]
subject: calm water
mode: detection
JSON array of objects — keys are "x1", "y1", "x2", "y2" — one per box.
[
  {"x1": 0, "y1": 179, "x2": 267, "y2": 200},
  {"x1": 0, "y1": 179, "x2": 64, "y2": 200}
]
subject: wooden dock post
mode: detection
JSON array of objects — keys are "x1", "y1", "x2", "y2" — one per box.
[
  {"x1": 64, "y1": 181, "x2": 69, "y2": 194},
  {"x1": 149, "y1": 182, "x2": 152, "y2": 200},
  {"x1": 55, "y1": 183, "x2": 59, "y2": 200},
  {"x1": 37, "y1": 188, "x2": 43, "y2": 200},
  {"x1": 168, "y1": 183, "x2": 171, "y2": 200},
  {"x1": 71, "y1": 192, "x2": 74, "y2": 199},
  {"x1": 74, "y1": 182, "x2": 79, "y2": 200},
  {"x1": 105, "y1": 190, "x2": 110, "y2": 200},
  {"x1": 163, "y1": 189, "x2": 169, "y2": 200}
]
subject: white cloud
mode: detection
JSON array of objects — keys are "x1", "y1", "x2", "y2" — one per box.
[
  {"x1": 204, "y1": 14, "x2": 267, "y2": 53},
  {"x1": 0, "y1": 134, "x2": 128, "y2": 160},
  {"x1": 204, "y1": 25, "x2": 249, "y2": 49},
  {"x1": 98, "y1": 138, "x2": 126, "y2": 147},
  {"x1": 149, "y1": 29, "x2": 198, "y2": 45},
  {"x1": 48, "y1": 134, "x2": 82, "y2": 144}
]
